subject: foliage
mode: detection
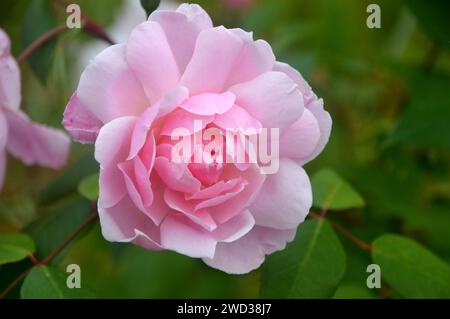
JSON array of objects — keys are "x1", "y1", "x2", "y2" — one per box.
[{"x1": 1, "y1": 0, "x2": 450, "y2": 299}]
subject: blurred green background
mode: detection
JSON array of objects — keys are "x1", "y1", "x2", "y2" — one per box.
[{"x1": 0, "y1": 0, "x2": 449, "y2": 299}]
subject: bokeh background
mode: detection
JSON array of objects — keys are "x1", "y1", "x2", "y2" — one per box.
[{"x1": 0, "y1": 0, "x2": 449, "y2": 298}]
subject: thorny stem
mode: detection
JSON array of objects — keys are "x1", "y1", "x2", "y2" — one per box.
[{"x1": 0, "y1": 206, "x2": 98, "y2": 299}]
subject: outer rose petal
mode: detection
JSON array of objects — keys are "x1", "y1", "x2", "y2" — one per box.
[
  {"x1": 0, "y1": 150, "x2": 5, "y2": 191},
  {"x1": 279, "y1": 108, "x2": 320, "y2": 162},
  {"x1": 273, "y1": 63, "x2": 332, "y2": 163},
  {"x1": 301, "y1": 98, "x2": 332, "y2": 164},
  {"x1": 96, "y1": 117, "x2": 137, "y2": 208},
  {"x1": 203, "y1": 226, "x2": 296, "y2": 274},
  {"x1": 225, "y1": 29, "x2": 275, "y2": 88},
  {"x1": 126, "y1": 21, "x2": 180, "y2": 103},
  {"x1": 94, "y1": 116, "x2": 137, "y2": 166},
  {"x1": 250, "y1": 159, "x2": 312, "y2": 229},
  {"x1": 273, "y1": 61, "x2": 316, "y2": 105},
  {"x1": 4, "y1": 109, "x2": 70, "y2": 169},
  {"x1": 0, "y1": 56, "x2": 20, "y2": 111},
  {"x1": 0, "y1": 29, "x2": 21, "y2": 111},
  {"x1": 149, "y1": 3, "x2": 213, "y2": 73},
  {"x1": 229, "y1": 71, "x2": 304, "y2": 132},
  {"x1": 0, "y1": 111, "x2": 7, "y2": 190},
  {"x1": 62, "y1": 92, "x2": 102, "y2": 144},
  {"x1": 0, "y1": 28, "x2": 11, "y2": 56},
  {"x1": 98, "y1": 195, "x2": 161, "y2": 251},
  {"x1": 160, "y1": 213, "x2": 217, "y2": 258},
  {"x1": 0, "y1": 110, "x2": 7, "y2": 151},
  {"x1": 77, "y1": 44, "x2": 148, "y2": 123},
  {"x1": 181, "y1": 26, "x2": 243, "y2": 95}
]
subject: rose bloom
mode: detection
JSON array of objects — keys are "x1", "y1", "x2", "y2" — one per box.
[
  {"x1": 0, "y1": 28, "x2": 69, "y2": 190},
  {"x1": 63, "y1": 4, "x2": 331, "y2": 273}
]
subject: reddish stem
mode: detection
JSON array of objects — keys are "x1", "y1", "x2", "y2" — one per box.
[
  {"x1": 309, "y1": 212, "x2": 372, "y2": 252},
  {"x1": 0, "y1": 208, "x2": 98, "y2": 299}
]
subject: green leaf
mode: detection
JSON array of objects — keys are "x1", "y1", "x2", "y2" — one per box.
[
  {"x1": 78, "y1": 173, "x2": 99, "y2": 200},
  {"x1": 21, "y1": 265, "x2": 95, "y2": 299},
  {"x1": 261, "y1": 219, "x2": 346, "y2": 298},
  {"x1": 140, "y1": 0, "x2": 160, "y2": 18},
  {"x1": 0, "y1": 233, "x2": 35, "y2": 265},
  {"x1": 406, "y1": 0, "x2": 450, "y2": 47},
  {"x1": 25, "y1": 195, "x2": 93, "y2": 261},
  {"x1": 311, "y1": 168, "x2": 365, "y2": 210},
  {"x1": 22, "y1": 0, "x2": 59, "y2": 83},
  {"x1": 332, "y1": 283, "x2": 377, "y2": 299},
  {"x1": 388, "y1": 73, "x2": 450, "y2": 148},
  {"x1": 372, "y1": 234, "x2": 450, "y2": 298}
]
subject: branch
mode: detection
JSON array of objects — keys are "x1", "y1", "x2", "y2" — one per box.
[
  {"x1": 17, "y1": 24, "x2": 67, "y2": 64},
  {"x1": 0, "y1": 206, "x2": 98, "y2": 299},
  {"x1": 17, "y1": 17, "x2": 115, "y2": 65},
  {"x1": 309, "y1": 212, "x2": 372, "y2": 252}
]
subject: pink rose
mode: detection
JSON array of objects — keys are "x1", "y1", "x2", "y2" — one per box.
[
  {"x1": 0, "y1": 29, "x2": 70, "y2": 190},
  {"x1": 63, "y1": 3, "x2": 331, "y2": 273}
]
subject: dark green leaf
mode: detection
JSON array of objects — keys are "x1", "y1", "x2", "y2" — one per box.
[
  {"x1": 22, "y1": 0, "x2": 59, "y2": 83},
  {"x1": 406, "y1": 0, "x2": 450, "y2": 47},
  {"x1": 388, "y1": 73, "x2": 450, "y2": 148},
  {"x1": 261, "y1": 219, "x2": 346, "y2": 298},
  {"x1": 78, "y1": 173, "x2": 99, "y2": 201},
  {"x1": 0, "y1": 233, "x2": 35, "y2": 265},
  {"x1": 372, "y1": 234, "x2": 450, "y2": 298},
  {"x1": 25, "y1": 195, "x2": 93, "y2": 261},
  {"x1": 311, "y1": 168, "x2": 365, "y2": 210},
  {"x1": 332, "y1": 283, "x2": 377, "y2": 299},
  {"x1": 21, "y1": 265, "x2": 95, "y2": 299},
  {"x1": 140, "y1": 0, "x2": 160, "y2": 18}
]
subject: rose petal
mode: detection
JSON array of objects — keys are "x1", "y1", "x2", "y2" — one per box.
[
  {"x1": 180, "y1": 92, "x2": 235, "y2": 116},
  {"x1": 62, "y1": 92, "x2": 102, "y2": 144},
  {"x1": 77, "y1": 44, "x2": 148, "y2": 123},
  {"x1": 203, "y1": 226, "x2": 296, "y2": 274},
  {"x1": 0, "y1": 111, "x2": 7, "y2": 190},
  {"x1": 98, "y1": 195, "x2": 162, "y2": 251},
  {"x1": 160, "y1": 108, "x2": 213, "y2": 137},
  {"x1": 95, "y1": 116, "x2": 137, "y2": 166},
  {"x1": 279, "y1": 108, "x2": 321, "y2": 162},
  {"x1": 154, "y1": 156, "x2": 201, "y2": 194},
  {"x1": 214, "y1": 104, "x2": 262, "y2": 133},
  {"x1": 160, "y1": 213, "x2": 217, "y2": 258},
  {"x1": 5, "y1": 109, "x2": 70, "y2": 169},
  {"x1": 301, "y1": 98, "x2": 332, "y2": 164},
  {"x1": 211, "y1": 164, "x2": 265, "y2": 223},
  {"x1": 164, "y1": 187, "x2": 217, "y2": 231},
  {"x1": 250, "y1": 159, "x2": 312, "y2": 229},
  {"x1": 229, "y1": 71, "x2": 304, "y2": 132},
  {"x1": 126, "y1": 21, "x2": 180, "y2": 103},
  {"x1": 225, "y1": 29, "x2": 275, "y2": 87},
  {"x1": 273, "y1": 61, "x2": 316, "y2": 105},
  {"x1": 0, "y1": 55, "x2": 20, "y2": 111},
  {"x1": 149, "y1": 3, "x2": 212, "y2": 73},
  {"x1": 181, "y1": 26, "x2": 243, "y2": 95},
  {"x1": 212, "y1": 209, "x2": 255, "y2": 243}
]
